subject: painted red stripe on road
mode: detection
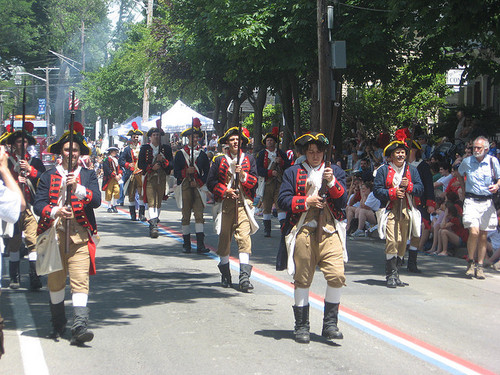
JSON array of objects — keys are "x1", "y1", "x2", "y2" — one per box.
[{"x1": 105, "y1": 204, "x2": 496, "y2": 374}]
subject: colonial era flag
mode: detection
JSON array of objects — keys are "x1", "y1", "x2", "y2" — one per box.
[{"x1": 69, "y1": 94, "x2": 80, "y2": 110}]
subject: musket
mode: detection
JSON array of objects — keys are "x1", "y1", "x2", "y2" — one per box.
[
  {"x1": 18, "y1": 87, "x2": 27, "y2": 196},
  {"x1": 270, "y1": 123, "x2": 283, "y2": 182},
  {"x1": 21, "y1": 87, "x2": 26, "y2": 160},
  {"x1": 396, "y1": 113, "x2": 418, "y2": 221},
  {"x1": 65, "y1": 91, "x2": 76, "y2": 253},
  {"x1": 316, "y1": 95, "x2": 341, "y2": 243},
  {"x1": 233, "y1": 122, "x2": 242, "y2": 224},
  {"x1": 189, "y1": 118, "x2": 195, "y2": 188}
]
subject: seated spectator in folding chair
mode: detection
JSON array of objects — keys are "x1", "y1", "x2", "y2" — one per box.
[{"x1": 350, "y1": 181, "x2": 380, "y2": 237}]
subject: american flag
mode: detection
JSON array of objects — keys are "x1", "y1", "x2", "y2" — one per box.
[{"x1": 69, "y1": 94, "x2": 80, "y2": 110}]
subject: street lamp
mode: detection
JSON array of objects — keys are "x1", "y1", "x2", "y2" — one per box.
[{"x1": 0, "y1": 90, "x2": 19, "y2": 127}]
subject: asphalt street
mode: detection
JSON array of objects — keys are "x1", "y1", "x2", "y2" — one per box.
[{"x1": 1, "y1": 196, "x2": 499, "y2": 375}]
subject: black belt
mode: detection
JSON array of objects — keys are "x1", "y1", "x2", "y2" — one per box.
[{"x1": 465, "y1": 193, "x2": 492, "y2": 201}]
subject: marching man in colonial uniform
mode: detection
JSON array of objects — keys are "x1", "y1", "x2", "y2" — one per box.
[
  {"x1": 277, "y1": 132, "x2": 348, "y2": 344},
  {"x1": 119, "y1": 122, "x2": 146, "y2": 221},
  {"x1": 138, "y1": 121, "x2": 173, "y2": 238},
  {"x1": 102, "y1": 146, "x2": 122, "y2": 213},
  {"x1": 373, "y1": 129, "x2": 423, "y2": 288},
  {"x1": 207, "y1": 126, "x2": 259, "y2": 292},
  {"x1": 33, "y1": 122, "x2": 101, "y2": 345},
  {"x1": 173, "y1": 118, "x2": 210, "y2": 253},
  {"x1": 256, "y1": 126, "x2": 291, "y2": 237},
  {"x1": 3, "y1": 121, "x2": 45, "y2": 290}
]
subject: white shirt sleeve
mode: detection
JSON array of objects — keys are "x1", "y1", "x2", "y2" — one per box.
[
  {"x1": 0, "y1": 181, "x2": 22, "y2": 223},
  {"x1": 364, "y1": 192, "x2": 381, "y2": 211},
  {"x1": 74, "y1": 184, "x2": 87, "y2": 200}
]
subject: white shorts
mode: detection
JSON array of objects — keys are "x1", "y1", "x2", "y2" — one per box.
[{"x1": 462, "y1": 198, "x2": 498, "y2": 231}]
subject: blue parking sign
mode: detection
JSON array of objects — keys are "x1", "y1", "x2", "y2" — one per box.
[{"x1": 38, "y1": 98, "x2": 46, "y2": 115}]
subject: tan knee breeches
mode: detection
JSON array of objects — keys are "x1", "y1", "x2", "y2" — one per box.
[
  {"x1": 217, "y1": 198, "x2": 252, "y2": 257},
  {"x1": 293, "y1": 225, "x2": 345, "y2": 289}
]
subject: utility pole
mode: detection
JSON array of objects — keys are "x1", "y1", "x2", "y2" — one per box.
[
  {"x1": 317, "y1": 0, "x2": 331, "y2": 133},
  {"x1": 81, "y1": 19, "x2": 86, "y2": 134},
  {"x1": 142, "y1": 0, "x2": 154, "y2": 123},
  {"x1": 35, "y1": 67, "x2": 59, "y2": 138}
]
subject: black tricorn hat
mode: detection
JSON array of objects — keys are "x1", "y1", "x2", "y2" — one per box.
[
  {"x1": 181, "y1": 118, "x2": 204, "y2": 138},
  {"x1": 383, "y1": 128, "x2": 411, "y2": 157},
  {"x1": 218, "y1": 126, "x2": 251, "y2": 146},
  {"x1": 147, "y1": 118, "x2": 165, "y2": 137},
  {"x1": 126, "y1": 121, "x2": 143, "y2": 137},
  {"x1": 294, "y1": 132, "x2": 329, "y2": 147},
  {"x1": 5, "y1": 122, "x2": 36, "y2": 146},
  {"x1": 48, "y1": 122, "x2": 91, "y2": 155}
]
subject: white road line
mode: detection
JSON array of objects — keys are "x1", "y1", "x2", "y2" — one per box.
[{"x1": 4, "y1": 258, "x2": 49, "y2": 375}]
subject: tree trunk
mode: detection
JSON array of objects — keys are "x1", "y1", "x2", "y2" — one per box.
[
  {"x1": 229, "y1": 90, "x2": 248, "y2": 127},
  {"x1": 250, "y1": 86, "x2": 268, "y2": 154},
  {"x1": 212, "y1": 92, "x2": 223, "y2": 136},
  {"x1": 281, "y1": 77, "x2": 294, "y2": 150},
  {"x1": 290, "y1": 73, "x2": 301, "y2": 145},
  {"x1": 331, "y1": 80, "x2": 343, "y2": 159},
  {"x1": 310, "y1": 79, "x2": 320, "y2": 132}
]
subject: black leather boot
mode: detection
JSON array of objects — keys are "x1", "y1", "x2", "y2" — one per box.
[
  {"x1": 395, "y1": 257, "x2": 407, "y2": 287},
  {"x1": 217, "y1": 263, "x2": 232, "y2": 288},
  {"x1": 196, "y1": 233, "x2": 210, "y2": 253},
  {"x1": 149, "y1": 218, "x2": 159, "y2": 238},
  {"x1": 0, "y1": 316, "x2": 4, "y2": 358},
  {"x1": 239, "y1": 263, "x2": 254, "y2": 292},
  {"x1": 29, "y1": 260, "x2": 42, "y2": 291},
  {"x1": 129, "y1": 206, "x2": 137, "y2": 221},
  {"x1": 385, "y1": 257, "x2": 398, "y2": 288},
  {"x1": 279, "y1": 219, "x2": 285, "y2": 231},
  {"x1": 182, "y1": 234, "x2": 191, "y2": 253},
  {"x1": 322, "y1": 302, "x2": 343, "y2": 340},
  {"x1": 70, "y1": 307, "x2": 94, "y2": 346},
  {"x1": 263, "y1": 220, "x2": 271, "y2": 237},
  {"x1": 292, "y1": 305, "x2": 310, "y2": 344},
  {"x1": 49, "y1": 301, "x2": 67, "y2": 338},
  {"x1": 407, "y1": 250, "x2": 421, "y2": 273},
  {"x1": 9, "y1": 260, "x2": 20, "y2": 289},
  {"x1": 138, "y1": 206, "x2": 147, "y2": 221}
]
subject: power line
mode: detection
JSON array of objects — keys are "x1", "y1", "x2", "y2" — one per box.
[{"x1": 339, "y1": 2, "x2": 397, "y2": 13}]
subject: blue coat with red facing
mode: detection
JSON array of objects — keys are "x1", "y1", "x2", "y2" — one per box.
[
  {"x1": 276, "y1": 162, "x2": 347, "y2": 270},
  {"x1": 256, "y1": 148, "x2": 291, "y2": 179},
  {"x1": 33, "y1": 167, "x2": 101, "y2": 274},
  {"x1": 373, "y1": 162, "x2": 424, "y2": 209},
  {"x1": 118, "y1": 145, "x2": 140, "y2": 182},
  {"x1": 206, "y1": 152, "x2": 258, "y2": 201},
  {"x1": 137, "y1": 144, "x2": 173, "y2": 175},
  {"x1": 101, "y1": 156, "x2": 123, "y2": 191},
  {"x1": 173, "y1": 146, "x2": 210, "y2": 186},
  {"x1": 8, "y1": 152, "x2": 45, "y2": 204}
]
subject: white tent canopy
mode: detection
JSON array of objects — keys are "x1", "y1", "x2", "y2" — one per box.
[
  {"x1": 109, "y1": 115, "x2": 157, "y2": 137},
  {"x1": 142, "y1": 100, "x2": 214, "y2": 134}
]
